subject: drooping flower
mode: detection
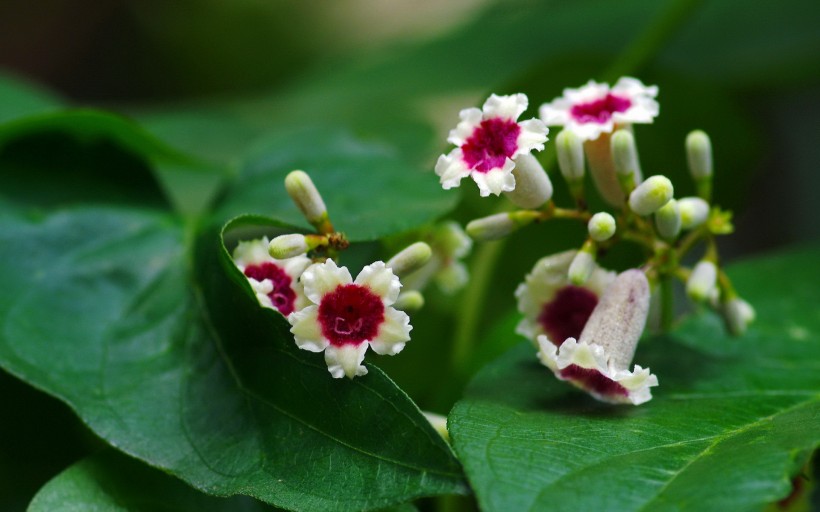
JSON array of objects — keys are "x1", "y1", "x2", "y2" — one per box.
[
  {"x1": 539, "y1": 77, "x2": 659, "y2": 142},
  {"x1": 288, "y1": 259, "x2": 412, "y2": 379},
  {"x1": 538, "y1": 269, "x2": 658, "y2": 405},
  {"x1": 232, "y1": 237, "x2": 312, "y2": 316},
  {"x1": 435, "y1": 93, "x2": 548, "y2": 197},
  {"x1": 515, "y1": 250, "x2": 615, "y2": 347}
]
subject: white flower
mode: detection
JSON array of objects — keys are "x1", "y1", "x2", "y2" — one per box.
[
  {"x1": 288, "y1": 259, "x2": 412, "y2": 379},
  {"x1": 435, "y1": 93, "x2": 548, "y2": 196},
  {"x1": 515, "y1": 250, "x2": 615, "y2": 346},
  {"x1": 537, "y1": 269, "x2": 658, "y2": 405},
  {"x1": 232, "y1": 237, "x2": 312, "y2": 316},
  {"x1": 539, "y1": 77, "x2": 659, "y2": 142}
]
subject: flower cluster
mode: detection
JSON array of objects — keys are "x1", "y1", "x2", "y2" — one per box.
[{"x1": 438, "y1": 79, "x2": 754, "y2": 405}]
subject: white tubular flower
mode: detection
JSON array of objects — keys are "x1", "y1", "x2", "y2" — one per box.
[
  {"x1": 232, "y1": 237, "x2": 312, "y2": 316},
  {"x1": 515, "y1": 250, "x2": 615, "y2": 347},
  {"x1": 555, "y1": 129, "x2": 585, "y2": 182},
  {"x1": 678, "y1": 197, "x2": 710, "y2": 230},
  {"x1": 538, "y1": 269, "x2": 658, "y2": 405},
  {"x1": 588, "y1": 212, "x2": 616, "y2": 242},
  {"x1": 628, "y1": 175, "x2": 674, "y2": 216},
  {"x1": 687, "y1": 260, "x2": 718, "y2": 302},
  {"x1": 539, "y1": 77, "x2": 659, "y2": 143},
  {"x1": 288, "y1": 259, "x2": 412, "y2": 379},
  {"x1": 504, "y1": 153, "x2": 553, "y2": 209},
  {"x1": 435, "y1": 93, "x2": 549, "y2": 197},
  {"x1": 610, "y1": 129, "x2": 643, "y2": 183}
]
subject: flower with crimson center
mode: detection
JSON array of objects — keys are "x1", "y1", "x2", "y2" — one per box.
[
  {"x1": 435, "y1": 93, "x2": 548, "y2": 196},
  {"x1": 515, "y1": 250, "x2": 615, "y2": 347},
  {"x1": 539, "y1": 77, "x2": 659, "y2": 142},
  {"x1": 288, "y1": 259, "x2": 412, "y2": 379},
  {"x1": 232, "y1": 237, "x2": 311, "y2": 316}
]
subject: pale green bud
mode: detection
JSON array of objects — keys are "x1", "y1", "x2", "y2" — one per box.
[
  {"x1": 628, "y1": 175, "x2": 673, "y2": 216},
  {"x1": 611, "y1": 130, "x2": 643, "y2": 181},
  {"x1": 504, "y1": 153, "x2": 553, "y2": 209},
  {"x1": 394, "y1": 290, "x2": 425, "y2": 311},
  {"x1": 466, "y1": 211, "x2": 538, "y2": 241},
  {"x1": 678, "y1": 197, "x2": 710, "y2": 230},
  {"x1": 422, "y1": 411, "x2": 449, "y2": 442},
  {"x1": 654, "y1": 198, "x2": 681, "y2": 240},
  {"x1": 723, "y1": 297, "x2": 755, "y2": 336},
  {"x1": 269, "y1": 234, "x2": 309, "y2": 259},
  {"x1": 284, "y1": 170, "x2": 330, "y2": 231},
  {"x1": 386, "y1": 242, "x2": 432, "y2": 278},
  {"x1": 568, "y1": 246, "x2": 596, "y2": 285},
  {"x1": 686, "y1": 130, "x2": 713, "y2": 180},
  {"x1": 556, "y1": 129, "x2": 585, "y2": 182},
  {"x1": 434, "y1": 262, "x2": 469, "y2": 294},
  {"x1": 686, "y1": 260, "x2": 717, "y2": 302},
  {"x1": 587, "y1": 212, "x2": 616, "y2": 242}
]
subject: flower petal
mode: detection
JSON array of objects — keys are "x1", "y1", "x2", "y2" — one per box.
[
  {"x1": 482, "y1": 93, "x2": 528, "y2": 121},
  {"x1": 232, "y1": 237, "x2": 273, "y2": 269},
  {"x1": 515, "y1": 118, "x2": 549, "y2": 155},
  {"x1": 370, "y1": 307, "x2": 412, "y2": 355},
  {"x1": 324, "y1": 343, "x2": 369, "y2": 379},
  {"x1": 300, "y1": 259, "x2": 352, "y2": 304},
  {"x1": 288, "y1": 306, "x2": 328, "y2": 352},
  {"x1": 435, "y1": 150, "x2": 472, "y2": 189},
  {"x1": 248, "y1": 277, "x2": 274, "y2": 310},
  {"x1": 355, "y1": 261, "x2": 401, "y2": 305},
  {"x1": 471, "y1": 160, "x2": 516, "y2": 196},
  {"x1": 448, "y1": 107, "x2": 483, "y2": 146}
]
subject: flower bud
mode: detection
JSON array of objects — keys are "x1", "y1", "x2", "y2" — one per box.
[
  {"x1": 269, "y1": 234, "x2": 310, "y2": 259},
  {"x1": 654, "y1": 198, "x2": 681, "y2": 240},
  {"x1": 678, "y1": 197, "x2": 710, "y2": 230},
  {"x1": 394, "y1": 290, "x2": 425, "y2": 311},
  {"x1": 686, "y1": 260, "x2": 717, "y2": 302},
  {"x1": 628, "y1": 175, "x2": 673, "y2": 216},
  {"x1": 686, "y1": 130, "x2": 713, "y2": 180},
  {"x1": 568, "y1": 244, "x2": 596, "y2": 285},
  {"x1": 386, "y1": 242, "x2": 432, "y2": 278},
  {"x1": 504, "y1": 153, "x2": 553, "y2": 209},
  {"x1": 611, "y1": 129, "x2": 643, "y2": 182},
  {"x1": 422, "y1": 411, "x2": 449, "y2": 442},
  {"x1": 556, "y1": 129, "x2": 585, "y2": 182},
  {"x1": 285, "y1": 170, "x2": 332, "y2": 233},
  {"x1": 587, "y1": 212, "x2": 616, "y2": 242},
  {"x1": 722, "y1": 297, "x2": 755, "y2": 336},
  {"x1": 584, "y1": 134, "x2": 624, "y2": 207},
  {"x1": 466, "y1": 210, "x2": 538, "y2": 241},
  {"x1": 434, "y1": 261, "x2": 469, "y2": 294}
]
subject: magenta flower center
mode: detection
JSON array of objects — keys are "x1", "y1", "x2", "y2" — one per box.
[
  {"x1": 244, "y1": 262, "x2": 297, "y2": 315},
  {"x1": 318, "y1": 284, "x2": 385, "y2": 347},
  {"x1": 538, "y1": 285, "x2": 599, "y2": 346},
  {"x1": 560, "y1": 365, "x2": 629, "y2": 397},
  {"x1": 461, "y1": 118, "x2": 521, "y2": 173},
  {"x1": 570, "y1": 94, "x2": 631, "y2": 124}
]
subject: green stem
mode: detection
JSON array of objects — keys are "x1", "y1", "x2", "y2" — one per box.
[{"x1": 659, "y1": 275, "x2": 674, "y2": 332}]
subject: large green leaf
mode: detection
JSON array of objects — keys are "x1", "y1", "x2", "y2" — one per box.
[
  {"x1": 449, "y1": 245, "x2": 820, "y2": 512},
  {"x1": 0, "y1": 202, "x2": 464, "y2": 511},
  {"x1": 28, "y1": 451, "x2": 276, "y2": 512}
]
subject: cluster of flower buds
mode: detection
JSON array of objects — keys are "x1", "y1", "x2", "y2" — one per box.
[
  {"x1": 231, "y1": 170, "x2": 439, "y2": 379},
  {"x1": 438, "y1": 77, "x2": 755, "y2": 405}
]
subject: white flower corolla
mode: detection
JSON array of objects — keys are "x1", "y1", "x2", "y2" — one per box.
[
  {"x1": 539, "y1": 77, "x2": 659, "y2": 142},
  {"x1": 232, "y1": 237, "x2": 312, "y2": 315},
  {"x1": 515, "y1": 250, "x2": 615, "y2": 347},
  {"x1": 538, "y1": 269, "x2": 658, "y2": 405},
  {"x1": 288, "y1": 259, "x2": 412, "y2": 379},
  {"x1": 435, "y1": 93, "x2": 549, "y2": 197}
]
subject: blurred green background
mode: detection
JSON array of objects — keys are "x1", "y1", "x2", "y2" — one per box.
[{"x1": 1, "y1": 0, "x2": 819, "y2": 509}]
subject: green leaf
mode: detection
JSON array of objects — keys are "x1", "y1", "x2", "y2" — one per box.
[
  {"x1": 213, "y1": 127, "x2": 458, "y2": 241},
  {"x1": 449, "y1": 245, "x2": 820, "y2": 512},
  {"x1": 28, "y1": 450, "x2": 276, "y2": 512},
  {"x1": 0, "y1": 72, "x2": 62, "y2": 123},
  {"x1": 0, "y1": 205, "x2": 465, "y2": 511}
]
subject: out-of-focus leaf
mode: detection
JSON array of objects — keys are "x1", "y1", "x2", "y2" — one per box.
[
  {"x1": 213, "y1": 127, "x2": 458, "y2": 242},
  {"x1": 28, "y1": 450, "x2": 276, "y2": 512},
  {"x1": 449, "y1": 245, "x2": 820, "y2": 512},
  {"x1": 0, "y1": 72, "x2": 62, "y2": 123}
]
